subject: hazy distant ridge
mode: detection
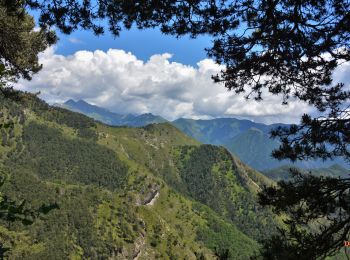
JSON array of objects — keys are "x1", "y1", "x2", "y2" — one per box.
[
  {"x1": 59, "y1": 99, "x2": 348, "y2": 171},
  {"x1": 58, "y1": 99, "x2": 167, "y2": 127}
]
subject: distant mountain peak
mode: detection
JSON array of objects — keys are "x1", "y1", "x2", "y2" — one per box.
[
  {"x1": 61, "y1": 99, "x2": 167, "y2": 127},
  {"x1": 65, "y1": 99, "x2": 95, "y2": 107},
  {"x1": 64, "y1": 99, "x2": 77, "y2": 105}
]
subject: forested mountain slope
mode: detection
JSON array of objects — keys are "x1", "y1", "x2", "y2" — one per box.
[
  {"x1": 59, "y1": 100, "x2": 348, "y2": 171},
  {"x1": 173, "y1": 118, "x2": 349, "y2": 171},
  {"x1": 0, "y1": 89, "x2": 278, "y2": 259}
]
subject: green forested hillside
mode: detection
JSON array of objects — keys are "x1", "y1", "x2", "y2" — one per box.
[
  {"x1": 172, "y1": 118, "x2": 349, "y2": 171},
  {"x1": 172, "y1": 145, "x2": 276, "y2": 240},
  {"x1": 0, "y1": 89, "x2": 278, "y2": 259},
  {"x1": 60, "y1": 100, "x2": 349, "y2": 172}
]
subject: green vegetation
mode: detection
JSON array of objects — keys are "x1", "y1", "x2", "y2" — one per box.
[
  {"x1": 194, "y1": 202, "x2": 259, "y2": 260},
  {"x1": 2, "y1": 0, "x2": 349, "y2": 258},
  {"x1": 172, "y1": 145, "x2": 277, "y2": 241},
  {"x1": 173, "y1": 118, "x2": 348, "y2": 171},
  {"x1": 0, "y1": 90, "x2": 277, "y2": 258},
  {"x1": 17, "y1": 122, "x2": 127, "y2": 190},
  {"x1": 1, "y1": 0, "x2": 348, "y2": 258},
  {"x1": 61, "y1": 101, "x2": 350, "y2": 173}
]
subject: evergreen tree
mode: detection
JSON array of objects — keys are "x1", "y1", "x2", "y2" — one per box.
[
  {"x1": 0, "y1": 0, "x2": 56, "y2": 86},
  {"x1": 256, "y1": 169, "x2": 350, "y2": 259}
]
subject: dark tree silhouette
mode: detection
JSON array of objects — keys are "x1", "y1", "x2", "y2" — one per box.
[
  {"x1": 2, "y1": 0, "x2": 350, "y2": 258},
  {"x1": 0, "y1": 0, "x2": 56, "y2": 86},
  {"x1": 256, "y1": 169, "x2": 350, "y2": 259}
]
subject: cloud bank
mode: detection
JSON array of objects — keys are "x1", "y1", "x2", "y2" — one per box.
[{"x1": 15, "y1": 47, "x2": 334, "y2": 124}]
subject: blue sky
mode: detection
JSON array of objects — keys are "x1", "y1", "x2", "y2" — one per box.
[
  {"x1": 30, "y1": 9, "x2": 211, "y2": 66},
  {"x1": 55, "y1": 27, "x2": 211, "y2": 66}
]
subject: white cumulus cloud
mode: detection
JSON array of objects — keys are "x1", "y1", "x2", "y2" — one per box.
[{"x1": 16, "y1": 47, "x2": 345, "y2": 124}]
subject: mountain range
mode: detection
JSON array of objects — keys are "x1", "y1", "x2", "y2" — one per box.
[
  {"x1": 59, "y1": 99, "x2": 349, "y2": 171},
  {"x1": 0, "y1": 90, "x2": 278, "y2": 259},
  {"x1": 58, "y1": 99, "x2": 167, "y2": 127},
  {"x1": 2, "y1": 91, "x2": 348, "y2": 258}
]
